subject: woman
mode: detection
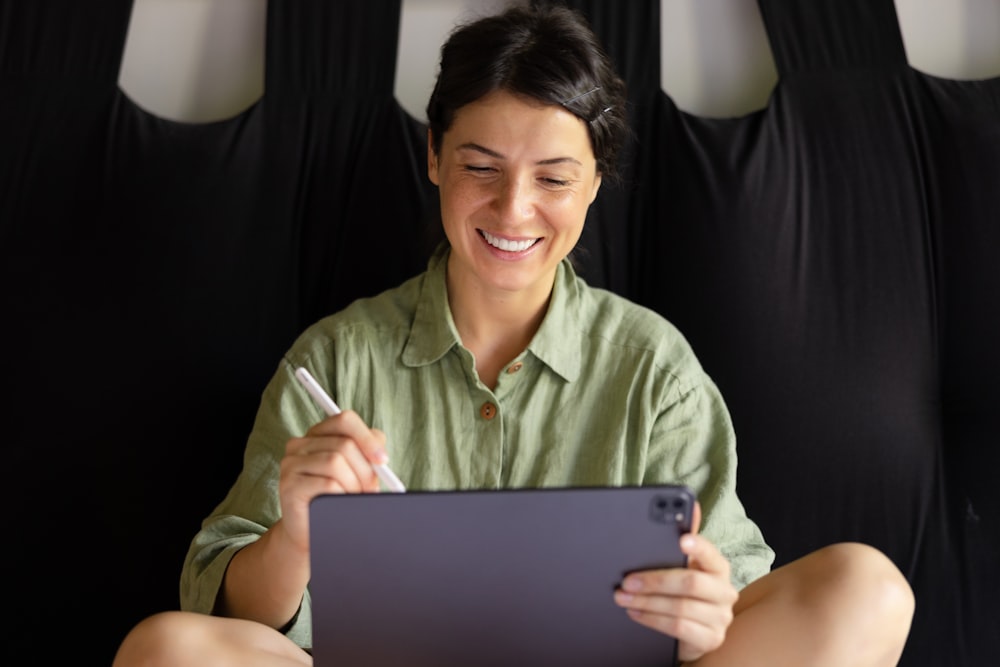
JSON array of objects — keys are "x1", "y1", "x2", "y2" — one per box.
[{"x1": 114, "y1": 6, "x2": 913, "y2": 666}]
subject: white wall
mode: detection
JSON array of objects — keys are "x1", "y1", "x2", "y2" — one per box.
[{"x1": 118, "y1": 0, "x2": 1000, "y2": 123}]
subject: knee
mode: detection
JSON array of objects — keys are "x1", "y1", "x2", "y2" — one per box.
[
  {"x1": 805, "y1": 542, "x2": 915, "y2": 648},
  {"x1": 112, "y1": 611, "x2": 208, "y2": 667},
  {"x1": 816, "y1": 542, "x2": 913, "y2": 615}
]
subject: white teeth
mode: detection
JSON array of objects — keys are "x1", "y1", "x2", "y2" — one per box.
[{"x1": 481, "y1": 230, "x2": 538, "y2": 252}]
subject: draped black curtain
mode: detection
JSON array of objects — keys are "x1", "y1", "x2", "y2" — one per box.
[
  {"x1": 2, "y1": 1, "x2": 997, "y2": 664},
  {"x1": 568, "y1": 1, "x2": 1000, "y2": 664}
]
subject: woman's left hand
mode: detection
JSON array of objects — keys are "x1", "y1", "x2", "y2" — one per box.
[{"x1": 612, "y1": 502, "x2": 739, "y2": 663}]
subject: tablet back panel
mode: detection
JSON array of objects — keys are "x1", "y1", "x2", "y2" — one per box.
[{"x1": 309, "y1": 485, "x2": 692, "y2": 667}]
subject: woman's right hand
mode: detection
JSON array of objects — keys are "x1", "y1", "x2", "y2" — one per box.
[
  {"x1": 277, "y1": 409, "x2": 389, "y2": 555},
  {"x1": 219, "y1": 409, "x2": 388, "y2": 626}
]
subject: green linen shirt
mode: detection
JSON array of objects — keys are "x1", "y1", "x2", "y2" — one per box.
[{"x1": 180, "y1": 244, "x2": 774, "y2": 648}]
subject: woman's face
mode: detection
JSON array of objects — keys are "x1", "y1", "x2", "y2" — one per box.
[{"x1": 428, "y1": 89, "x2": 602, "y2": 301}]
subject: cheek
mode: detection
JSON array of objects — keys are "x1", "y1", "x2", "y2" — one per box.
[
  {"x1": 438, "y1": 188, "x2": 476, "y2": 238},
  {"x1": 440, "y1": 180, "x2": 488, "y2": 216},
  {"x1": 546, "y1": 193, "x2": 591, "y2": 227}
]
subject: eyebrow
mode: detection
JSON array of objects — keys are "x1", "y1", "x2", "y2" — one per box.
[{"x1": 456, "y1": 142, "x2": 583, "y2": 167}]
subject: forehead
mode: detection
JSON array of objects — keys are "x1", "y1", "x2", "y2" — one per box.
[{"x1": 444, "y1": 90, "x2": 595, "y2": 162}]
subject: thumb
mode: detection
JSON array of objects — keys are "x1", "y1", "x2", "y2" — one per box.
[
  {"x1": 691, "y1": 500, "x2": 702, "y2": 535},
  {"x1": 365, "y1": 427, "x2": 389, "y2": 465}
]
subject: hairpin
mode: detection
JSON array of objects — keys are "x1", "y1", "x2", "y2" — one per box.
[{"x1": 561, "y1": 86, "x2": 602, "y2": 106}]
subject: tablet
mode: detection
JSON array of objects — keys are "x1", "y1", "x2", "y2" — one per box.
[{"x1": 308, "y1": 484, "x2": 694, "y2": 667}]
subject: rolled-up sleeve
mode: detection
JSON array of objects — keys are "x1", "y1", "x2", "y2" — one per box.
[
  {"x1": 645, "y1": 373, "x2": 774, "y2": 589},
  {"x1": 179, "y1": 360, "x2": 323, "y2": 646}
]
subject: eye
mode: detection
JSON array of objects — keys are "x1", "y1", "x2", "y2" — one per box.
[
  {"x1": 463, "y1": 165, "x2": 496, "y2": 175},
  {"x1": 540, "y1": 177, "x2": 571, "y2": 187}
]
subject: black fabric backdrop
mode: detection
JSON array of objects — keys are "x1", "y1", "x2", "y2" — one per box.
[{"x1": 1, "y1": 0, "x2": 997, "y2": 664}]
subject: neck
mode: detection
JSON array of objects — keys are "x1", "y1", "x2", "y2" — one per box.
[{"x1": 446, "y1": 260, "x2": 554, "y2": 388}]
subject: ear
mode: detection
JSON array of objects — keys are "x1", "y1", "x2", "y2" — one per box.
[{"x1": 427, "y1": 128, "x2": 440, "y2": 186}]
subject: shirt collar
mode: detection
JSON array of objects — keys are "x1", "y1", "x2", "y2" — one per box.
[
  {"x1": 401, "y1": 243, "x2": 461, "y2": 367},
  {"x1": 401, "y1": 243, "x2": 582, "y2": 383},
  {"x1": 527, "y1": 257, "x2": 582, "y2": 382}
]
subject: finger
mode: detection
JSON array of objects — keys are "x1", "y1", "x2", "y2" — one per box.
[
  {"x1": 617, "y1": 566, "x2": 735, "y2": 607},
  {"x1": 308, "y1": 410, "x2": 389, "y2": 466},
  {"x1": 682, "y1": 533, "x2": 732, "y2": 580},
  {"x1": 368, "y1": 428, "x2": 390, "y2": 465},
  {"x1": 690, "y1": 500, "x2": 702, "y2": 534},
  {"x1": 284, "y1": 436, "x2": 379, "y2": 493},
  {"x1": 308, "y1": 444, "x2": 379, "y2": 493},
  {"x1": 283, "y1": 467, "x2": 353, "y2": 502},
  {"x1": 614, "y1": 568, "x2": 735, "y2": 662},
  {"x1": 619, "y1": 594, "x2": 729, "y2": 645},
  {"x1": 615, "y1": 584, "x2": 729, "y2": 623},
  {"x1": 615, "y1": 589, "x2": 731, "y2": 662}
]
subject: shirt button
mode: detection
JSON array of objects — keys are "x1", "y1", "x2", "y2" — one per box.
[
  {"x1": 480, "y1": 402, "x2": 497, "y2": 420},
  {"x1": 506, "y1": 361, "x2": 524, "y2": 374}
]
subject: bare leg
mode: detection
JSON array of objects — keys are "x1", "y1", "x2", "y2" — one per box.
[
  {"x1": 115, "y1": 544, "x2": 912, "y2": 667},
  {"x1": 112, "y1": 611, "x2": 312, "y2": 667},
  {"x1": 687, "y1": 542, "x2": 914, "y2": 667}
]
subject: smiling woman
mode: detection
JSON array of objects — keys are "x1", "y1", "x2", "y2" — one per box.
[
  {"x1": 419, "y1": 4, "x2": 627, "y2": 385},
  {"x1": 112, "y1": 5, "x2": 915, "y2": 667},
  {"x1": 429, "y1": 90, "x2": 605, "y2": 386},
  {"x1": 4, "y1": 0, "x2": 998, "y2": 663}
]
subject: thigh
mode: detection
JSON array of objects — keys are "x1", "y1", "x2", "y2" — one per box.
[
  {"x1": 687, "y1": 543, "x2": 913, "y2": 667},
  {"x1": 113, "y1": 610, "x2": 313, "y2": 667}
]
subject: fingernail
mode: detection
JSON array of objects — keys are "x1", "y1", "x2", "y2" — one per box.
[
  {"x1": 622, "y1": 577, "x2": 642, "y2": 592},
  {"x1": 680, "y1": 535, "x2": 695, "y2": 549}
]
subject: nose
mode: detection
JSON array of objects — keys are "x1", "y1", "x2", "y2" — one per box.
[{"x1": 495, "y1": 174, "x2": 535, "y2": 224}]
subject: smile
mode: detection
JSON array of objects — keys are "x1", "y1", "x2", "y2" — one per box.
[{"x1": 480, "y1": 230, "x2": 539, "y2": 252}]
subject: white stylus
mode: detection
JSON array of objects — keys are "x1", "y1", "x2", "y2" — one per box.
[{"x1": 293, "y1": 366, "x2": 407, "y2": 493}]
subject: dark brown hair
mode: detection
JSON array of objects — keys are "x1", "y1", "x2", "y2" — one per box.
[{"x1": 426, "y1": 4, "x2": 629, "y2": 184}]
